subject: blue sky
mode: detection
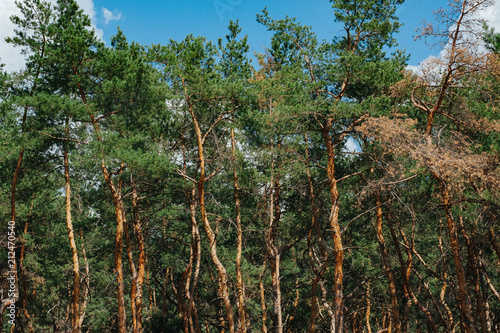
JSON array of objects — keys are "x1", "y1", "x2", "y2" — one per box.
[
  {"x1": 92, "y1": 0, "x2": 448, "y2": 66},
  {"x1": 2, "y1": 0, "x2": 500, "y2": 72}
]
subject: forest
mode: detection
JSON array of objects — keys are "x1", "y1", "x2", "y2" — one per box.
[{"x1": 0, "y1": 0, "x2": 499, "y2": 332}]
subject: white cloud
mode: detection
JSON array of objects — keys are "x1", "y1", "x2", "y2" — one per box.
[
  {"x1": 408, "y1": 1, "x2": 498, "y2": 73},
  {"x1": 0, "y1": 0, "x2": 25, "y2": 72},
  {"x1": 102, "y1": 7, "x2": 122, "y2": 25},
  {"x1": 480, "y1": 1, "x2": 500, "y2": 31},
  {"x1": 0, "y1": 0, "x2": 104, "y2": 73},
  {"x1": 76, "y1": 0, "x2": 104, "y2": 40}
]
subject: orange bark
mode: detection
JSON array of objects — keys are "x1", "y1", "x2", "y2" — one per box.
[
  {"x1": 123, "y1": 210, "x2": 138, "y2": 333},
  {"x1": 231, "y1": 126, "x2": 247, "y2": 333},
  {"x1": 321, "y1": 122, "x2": 344, "y2": 333},
  {"x1": 75, "y1": 69, "x2": 127, "y2": 333},
  {"x1": 438, "y1": 180, "x2": 476, "y2": 333},
  {"x1": 183, "y1": 80, "x2": 235, "y2": 332},
  {"x1": 374, "y1": 190, "x2": 401, "y2": 332},
  {"x1": 64, "y1": 142, "x2": 81, "y2": 333},
  {"x1": 132, "y1": 179, "x2": 146, "y2": 332}
]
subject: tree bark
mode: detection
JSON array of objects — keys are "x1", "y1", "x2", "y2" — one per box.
[
  {"x1": 123, "y1": 208, "x2": 138, "y2": 333},
  {"x1": 75, "y1": 71, "x2": 128, "y2": 333},
  {"x1": 260, "y1": 261, "x2": 268, "y2": 333},
  {"x1": 231, "y1": 126, "x2": 247, "y2": 333},
  {"x1": 63, "y1": 133, "x2": 81, "y2": 333},
  {"x1": 184, "y1": 82, "x2": 235, "y2": 332},
  {"x1": 373, "y1": 190, "x2": 401, "y2": 332},
  {"x1": 438, "y1": 180, "x2": 476, "y2": 333},
  {"x1": 267, "y1": 143, "x2": 282, "y2": 333},
  {"x1": 108, "y1": 175, "x2": 127, "y2": 333},
  {"x1": 305, "y1": 133, "x2": 329, "y2": 333},
  {"x1": 131, "y1": 178, "x2": 146, "y2": 333},
  {"x1": 321, "y1": 122, "x2": 344, "y2": 333}
]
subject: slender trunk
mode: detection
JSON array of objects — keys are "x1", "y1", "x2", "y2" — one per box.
[
  {"x1": 131, "y1": 178, "x2": 146, "y2": 332},
  {"x1": 78, "y1": 230, "x2": 89, "y2": 328},
  {"x1": 321, "y1": 123, "x2": 343, "y2": 333},
  {"x1": 231, "y1": 126, "x2": 247, "y2": 333},
  {"x1": 63, "y1": 130, "x2": 81, "y2": 333},
  {"x1": 185, "y1": 184, "x2": 202, "y2": 333},
  {"x1": 184, "y1": 87, "x2": 234, "y2": 332},
  {"x1": 365, "y1": 279, "x2": 372, "y2": 333},
  {"x1": 438, "y1": 220, "x2": 455, "y2": 331},
  {"x1": 268, "y1": 172, "x2": 282, "y2": 333},
  {"x1": 458, "y1": 217, "x2": 488, "y2": 333},
  {"x1": 438, "y1": 180, "x2": 476, "y2": 333},
  {"x1": 374, "y1": 190, "x2": 401, "y2": 332},
  {"x1": 260, "y1": 261, "x2": 268, "y2": 333},
  {"x1": 266, "y1": 127, "x2": 282, "y2": 333},
  {"x1": 124, "y1": 210, "x2": 138, "y2": 333},
  {"x1": 111, "y1": 176, "x2": 127, "y2": 333},
  {"x1": 477, "y1": 250, "x2": 493, "y2": 333},
  {"x1": 388, "y1": 213, "x2": 439, "y2": 333},
  {"x1": 305, "y1": 133, "x2": 329, "y2": 333},
  {"x1": 171, "y1": 269, "x2": 190, "y2": 333},
  {"x1": 75, "y1": 71, "x2": 127, "y2": 333}
]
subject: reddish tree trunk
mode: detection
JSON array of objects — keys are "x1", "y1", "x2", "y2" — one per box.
[
  {"x1": 64, "y1": 141, "x2": 81, "y2": 333},
  {"x1": 374, "y1": 190, "x2": 401, "y2": 332},
  {"x1": 231, "y1": 126, "x2": 247, "y2": 333},
  {"x1": 321, "y1": 122, "x2": 344, "y2": 333}
]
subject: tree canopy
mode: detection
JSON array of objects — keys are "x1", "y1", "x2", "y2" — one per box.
[{"x1": 1, "y1": 0, "x2": 499, "y2": 332}]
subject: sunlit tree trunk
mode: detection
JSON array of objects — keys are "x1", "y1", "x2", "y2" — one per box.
[
  {"x1": 374, "y1": 190, "x2": 401, "y2": 332},
  {"x1": 75, "y1": 75, "x2": 128, "y2": 333},
  {"x1": 231, "y1": 125, "x2": 247, "y2": 333},
  {"x1": 321, "y1": 121, "x2": 343, "y2": 333},
  {"x1": 64, "y1": 118, "x2": 81, "y2": 333},
  {"x1": 131, "y1": 177, "x2": 146, "y2": 332},
  {"x1": 184, "y1": 84, "x2": 235, "y2": 332}
]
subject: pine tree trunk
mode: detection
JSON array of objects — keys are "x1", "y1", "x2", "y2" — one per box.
[
  {"x1": 365, "y1": 279, "x2": 372, "y2": 333},
  {"x1": 260, "y1": 261, "x2": 268, "y2": 333},
  {"x1": 131, "y1": 179, "x2": 146, "y2": 333},
  {"x1": 305, "y1": 133, "x2": 329, "y2": 333},
  {"x1": 64, "y1": 141, "x2": 81, "y2": 333},
  {"x1": 76, "y1": 77, "x2": 127, "y2": 333},
  {"x1": 321, "y1": 123, "x2": 343, "y2": 333},
  {"x1": 124, "y1": 212, "x2": 138, "y2": 333},
  {"x1": 185, "y1": 92, "x2": 235, "y2": 332},
  {"x1": 231, "y1": 126, "x2": 247, "y2": 333},
  {"x1": 268, "y1": 168, "x2": 282, "y2": 333},
  {"x1": 374, "y1": 190, "x2": 401, "y2": 332},
  {"x1": 109, "y1": 177, "x2": 127, "y2": 333},
  {"x1": 438, "y1": 180, "x2": 476, "y2": 333},
  {"x1": 187, "y1": 184, "x2": 202, "y2": 333}
]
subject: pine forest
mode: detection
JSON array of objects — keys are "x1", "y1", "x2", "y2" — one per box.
[{"x1": 1, "y1": 0, "x2": 500, "y2": 332}]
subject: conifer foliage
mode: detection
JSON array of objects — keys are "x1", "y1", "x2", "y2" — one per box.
[{"x1": 0, "y1": 0, "x2": 499, "y2": 332}]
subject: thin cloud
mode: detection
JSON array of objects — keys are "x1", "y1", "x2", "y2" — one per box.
[
  {"x1": 0, "y1": 0, "x2": 24, "y2": 72},
  {"x1": 102, "y1": 7, "x2": 122, "y2": 25},
  {"x1": 481, "y1": 1, "x2": 500, "y2": 31}
]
